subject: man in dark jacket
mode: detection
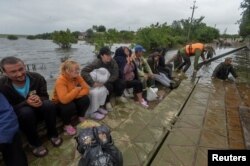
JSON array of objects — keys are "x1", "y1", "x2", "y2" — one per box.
[
  {"x1": 0, "y1": 56, "x2": 62, "y2": 158},
  {"x1": 212, "y1": 57, "x2": 238, "y2": 80},
  {"x1": 0, "y1": 92, "x2": 28, "y2": 166}
]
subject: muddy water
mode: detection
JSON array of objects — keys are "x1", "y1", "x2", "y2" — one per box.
[
  {"x1": 0, "y1": 38, "x2": 128, "y2": 90},
  {"x1": 1, "y1": 38, "x2": 249, "y2": 89}
]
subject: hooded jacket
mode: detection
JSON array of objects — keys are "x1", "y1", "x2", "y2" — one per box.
[{"x1": 113, "y1": 47, "x2": 139, "y2": 80}]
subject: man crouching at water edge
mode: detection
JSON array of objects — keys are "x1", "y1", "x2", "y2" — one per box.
[
  {"x1": 212, "y1": 57, "x2": 238, "y2": 82},
  {"x1": 0, "y1": 56, "x2": 62, "y2": 158}
]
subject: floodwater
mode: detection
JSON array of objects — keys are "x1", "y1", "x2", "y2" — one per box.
[
  {"x1": 0, "y1": 38, "x2": 249, "y2": 89},
  {"x1": 0, "y1": 38, "x2": 127, "y2": 90},
  {"x1": 166, "y1": 46, "x2": 250, "y2": 84}
]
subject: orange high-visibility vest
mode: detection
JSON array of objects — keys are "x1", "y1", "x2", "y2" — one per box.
[{"x1": 185, "y1": 43, "x2": 204, "y2": 56}]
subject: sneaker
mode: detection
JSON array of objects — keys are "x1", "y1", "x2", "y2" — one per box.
[
  {"x1": 78, "y1": 116, "x2": 86, "y2": 122},
  {"x1": 140, "y1": 99, "x2": 149, "y2": 108},
  {"x1": 90, "y1": 112, "x2": 105, "y2": 120},
  {"x1": 106, "y1": 102, "x2": 113, "y2": 112},
  {"x1": 116, "y1": 96, "x2": 128, "y2": 103},
  {"x1": 97, "y1": 108, "x2": 108, "y2": 115},
  {"x1": 64, "y1": 125, "x2": 76, "y2": 136}
]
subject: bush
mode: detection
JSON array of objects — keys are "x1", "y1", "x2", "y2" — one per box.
[
  {"x1": 27, "y1": 35, "x2": 36, "y2": 40},
  {"x1": 52, "y1": 29, "x2": 77, "y2": 49},
  {"x1": 7, "y1": 35, "x2": 18, "y2": 40}
]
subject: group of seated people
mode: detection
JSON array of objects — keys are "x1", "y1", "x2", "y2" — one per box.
[
  {"x1": 0, "y1": 43, "x2": 237, "y2": 165},
  {"x1": 0, "y1": 44, "x2": 175, "y2": 164}
]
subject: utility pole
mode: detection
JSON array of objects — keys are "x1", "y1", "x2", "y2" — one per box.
[{"x1": 187, "y1": 0, "x2": 198, "y2": 42}]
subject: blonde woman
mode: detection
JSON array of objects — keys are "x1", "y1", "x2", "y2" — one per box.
[{"x1": 52, "y1": 60, "x2": 90, "y2": 136}]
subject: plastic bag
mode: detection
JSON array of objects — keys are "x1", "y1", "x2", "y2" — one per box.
[{"x1": 146, "y1": 87, "x2": 158, "y2": 101}]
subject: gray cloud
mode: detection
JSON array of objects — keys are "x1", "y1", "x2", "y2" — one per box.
[{"x1": 0, "y1": 0, "x2": 243, "y2": 35}]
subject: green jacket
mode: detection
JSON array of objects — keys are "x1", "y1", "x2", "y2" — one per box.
[{"x1": 134, "y1": 57, "x2": 153, "y2": 77}]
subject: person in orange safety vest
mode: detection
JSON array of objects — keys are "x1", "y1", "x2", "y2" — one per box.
[{"x1": 176, "y1": 43, "x2": 207, "y2": 73}]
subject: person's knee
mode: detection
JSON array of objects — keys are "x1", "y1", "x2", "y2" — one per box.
[
  {"x1": 78, "y1": 95, "x2": 90, "y2": 105},
  {"x1": 134, "y1": 81, "x2": 143, "y2": 93},
  {"x1": 17, "y1": 107, "x2": 35, "y2": 121},
  {"x1": 104, "y1": 83, "x2": 113, "y2": 92},
  {"x1": 42, "y1": 100, "x2": 56, "y2": 110},
  {"x1": 59, "y1": 102, "x2": 75, "y2": 112}
]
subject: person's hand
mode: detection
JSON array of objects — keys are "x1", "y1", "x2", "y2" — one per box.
[
  {"x1": 93, "y1": 82, "x2": 103, "y2": 87},
  {"x1": 143, "y1": 74, "x2": 149, "y2": 80},
  {"x1": 75, "y1": 83, "x2": 82, "y2": 90},
  {"x1": 149, "y1": 73, "x2": 154, "y2": 78},
  {"x1": 75, "y1": 86, "x2": 82, "y2": 91},
  {"x1": 126, "y1": 56, "x2": 132, "y2": 64},
  {"x1": 27, "y1": 94, "x2": 42, "y2": 107}
]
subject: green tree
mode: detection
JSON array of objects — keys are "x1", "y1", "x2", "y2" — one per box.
[
  {"x1": 85, "y1": 28, "x2": 94, "y2": 38},
  {"x1": 196, "y1": 26, "x2": 219, "y2": 43},
  {"x1": 120, "y1": 30, "x2": 134, "y2": 43},
  {"x1": 97, "y1": 25, "x2": 106, "y2": 32},
  {"x1": 34, "y1": 33, "x2": 53, "y2": 40},
  {"x1": 27, "y1": 35, "x2": 36, "y2": 40},
  {"x1": 7, "y1": 35, "x2": 18, "y2": 40},
  {"x1": 135, "y1": 23, "x2": 180, "y2": 52},
  {"x1": 239, "y1": 0, "x2": 250, "y2": 37},
  {"x1": 52, "y1": 29, "x2": 77, "y2": 49},
  {"x1": 72, "y1": 31, "x2": 81, "y2": 39}
]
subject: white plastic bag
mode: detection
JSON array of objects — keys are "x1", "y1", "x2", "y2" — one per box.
[{"x1": 146, "y1": 87, "x2": 158, "y2": 101}]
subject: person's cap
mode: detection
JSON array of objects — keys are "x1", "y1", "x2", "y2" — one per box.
[
  {"x1": 99, "y1": 46, "x2": 112, "y2": 56},
  {"x1": 134, "y1": 45, "x2": 146, "y2": 52}
]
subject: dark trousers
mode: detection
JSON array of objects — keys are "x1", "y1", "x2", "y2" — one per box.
[
  {"x1": 57, "y1": 95, "x2": 90, "y2": 125},
  {"x1": 105, "y1": 79, "x2": 125, "y2": 103},
  {"x1": 15, "y1": 100, "x2": 58, "y2": 147},
  {"x1": 0, "y1": 132, "x2": 28, "y2": 166},
  {"x1": 125, "y1": 80, "x2": 143, "y2": 94},
  {"x1": 177, "y1": 55, "x2": 191, "y2": 73},
  {"x1": 159, "y1": 63, "x2": 173, "y2": 79}
]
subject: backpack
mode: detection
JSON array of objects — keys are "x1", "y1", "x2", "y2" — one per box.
[{"x1": 75, "y1": 124, "x2": 123, "y2": 166}]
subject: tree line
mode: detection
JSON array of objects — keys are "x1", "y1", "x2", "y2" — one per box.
[{"x1": 6, "y1": 15, "x2": 244, "y2": 52}]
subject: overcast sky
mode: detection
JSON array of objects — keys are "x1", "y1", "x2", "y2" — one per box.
[{"x1": 0, "y1": 0, "x2": 243, "y2": 35}]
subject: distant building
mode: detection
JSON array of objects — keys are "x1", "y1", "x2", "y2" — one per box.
[{"x1": 78, "y1": 32, "x2": 87, "y2": 40}]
